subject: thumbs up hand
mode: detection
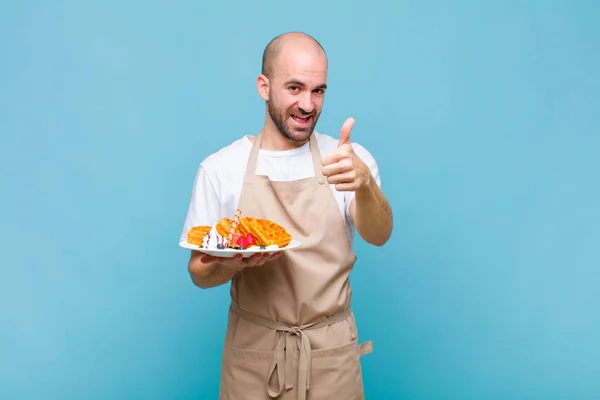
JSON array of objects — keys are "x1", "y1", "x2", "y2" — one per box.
[{"x1": 321, "y1": 118, "x2": 371, "y2": 192}]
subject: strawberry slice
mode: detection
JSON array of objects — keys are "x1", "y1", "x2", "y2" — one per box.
[
  {"x1": 245, "y1": 233, "x2": 256, "y2": 247},
  {"x1": 238, "y1": 236, "x2": 248, "y2": 249}
]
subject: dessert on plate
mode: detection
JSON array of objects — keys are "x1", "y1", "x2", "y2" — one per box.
[{"x1": 187, "y1": 209, "x2": 292, "y2": 251}]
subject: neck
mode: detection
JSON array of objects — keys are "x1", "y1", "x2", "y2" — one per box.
[{"x1": 259, "y1": 118, "x2": 309, "y2": 151}]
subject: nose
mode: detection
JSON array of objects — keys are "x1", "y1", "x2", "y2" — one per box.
[{"x1": 297, "y1": 92, "x2": 315, "y2": 114}]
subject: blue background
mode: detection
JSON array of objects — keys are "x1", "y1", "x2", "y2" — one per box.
[{"x1": 1, "y1": 1, "x2": 599, "y2": 399}]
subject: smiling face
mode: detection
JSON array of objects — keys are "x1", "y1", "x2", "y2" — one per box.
[{"x1": 258, "y1": 37, "x2": 328, "y2": 143}]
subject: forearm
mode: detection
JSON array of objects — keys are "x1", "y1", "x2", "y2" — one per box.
[
  {"x1": 188, "y1": 253, "x2": 240, "y2": 289},
  {"x1": 351, "y1": 176, "x2": 393, "y2": 247}
]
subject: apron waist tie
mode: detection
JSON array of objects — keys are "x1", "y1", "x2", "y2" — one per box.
[{"x1": 229, "y1": 303, "x2": 352, "y2": 400}]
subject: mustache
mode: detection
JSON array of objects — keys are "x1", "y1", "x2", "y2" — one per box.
[{"x1": 290, "y1": 109, "x2": 314, "y2": 117}]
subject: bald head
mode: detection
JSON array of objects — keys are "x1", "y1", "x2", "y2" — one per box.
[{"x1": 261, "y1": 32, "x2": 327, "y2": 78}]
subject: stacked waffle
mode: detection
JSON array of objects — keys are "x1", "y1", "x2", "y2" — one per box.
[
  {"x1": 221, "y1": 217, "x2": 292, "y2": 248},
  {"x1": 187, "y1": 212, "x2": 292, "y2": 249}
]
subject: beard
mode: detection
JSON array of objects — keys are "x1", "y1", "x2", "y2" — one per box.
[{"x1": 267, "y1": 100, "x2": 319, "y2": 142}]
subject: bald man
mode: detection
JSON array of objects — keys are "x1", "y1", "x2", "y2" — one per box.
[{"x1": 180, "y1": 32, "x2": 393, "y2": 400}]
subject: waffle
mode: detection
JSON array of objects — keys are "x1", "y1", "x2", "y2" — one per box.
[
  {"x1": 237, "y1": 217, "x2": 292, "y2": 248},
  {"x1": 187, "y1": 217, "x2": 292, "y2": 248},
  {"x1": 215, "y1": 218, "x2": 235, "y2": 238},
  {"x1": 187, "y1": 225, "x2": 212, "y2": 246}
]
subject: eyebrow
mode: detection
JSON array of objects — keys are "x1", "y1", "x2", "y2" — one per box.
[{"x1": 284, "y1": 79, "x2": 327, "y2": 90}]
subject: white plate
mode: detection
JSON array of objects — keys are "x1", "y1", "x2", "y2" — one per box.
[{"x1": 178, "y1": 239, "x2": 303, "y2": 258}]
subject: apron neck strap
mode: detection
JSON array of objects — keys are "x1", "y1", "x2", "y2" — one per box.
[
  {"x1": 244, "y1": 132, "x2": 325, "y2": 184},
  {"x1": 308, "y1": 134, "x2": 326, "y2": 184},
  {"x1": 244, "y1": 133, "x2": 263, "y2": 180}
]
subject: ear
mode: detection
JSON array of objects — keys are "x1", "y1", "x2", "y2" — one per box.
[{"x1": 256, "y1": 74, "x2": 270, "y2": 101}]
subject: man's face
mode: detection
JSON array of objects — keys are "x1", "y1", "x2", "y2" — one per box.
[{"x1": 266, "y1": 50, "x2": 328, "y2": 142}]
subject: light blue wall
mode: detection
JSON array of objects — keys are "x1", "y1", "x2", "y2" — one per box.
[{"x1": 1, "y1": 1, "x2": 599, "y2": 399}]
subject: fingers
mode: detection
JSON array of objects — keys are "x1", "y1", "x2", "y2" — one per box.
[
  {"x1": 244, "y1": 253, "x2": 268, "y2": 267},
  {"x1": 321, "y1": 150, "x2": 345, "y2": 166},
  {"x1": 321, "y1": 144, "x2": 354, "y2": 167},
  {"x1": 244, "y1": 251, "x2": 281, "y2": 267},
  {"x1": 333, "y1": 182, "x2": 360, "y2": 192},
  {"x1": 200, "y1": 253, "x2": 241, "y2": 266},
  {"x1": 338, "y1": 117, "x2": 354, "y2": 147},
  {"x1": 201, "y1": 251, "x2": 283, "y2": 268},
  {"x1": 325, "y1": 170, "x2": 356, "y2": 185},
  {"x1": 322, "y1": 157, "x2": 353, "y2": 177}
]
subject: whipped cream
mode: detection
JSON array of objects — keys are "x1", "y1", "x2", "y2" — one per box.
[{"x1": 201, "y1": 223, "x2": 228, "y2": 249}]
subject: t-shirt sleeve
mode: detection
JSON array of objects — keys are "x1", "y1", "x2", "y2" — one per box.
[
  {"x1": 179, "y1": 164, "x2": 221, "y2": 243},
  {"x1": 344, "y1": 143, "x2": 382, "y2": 224}
]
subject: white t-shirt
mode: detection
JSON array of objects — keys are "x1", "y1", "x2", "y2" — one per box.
[{"x1": 179, "y1": 132, "x2": 382, "y2": 245}]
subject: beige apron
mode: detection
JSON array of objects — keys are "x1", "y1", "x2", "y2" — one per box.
[{"x1": 218, "y1": 132, "x2": 373, "y2": 400}]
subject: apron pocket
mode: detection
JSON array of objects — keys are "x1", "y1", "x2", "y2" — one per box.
[
  {"x1": 308, "y1": 338, "x2": 365, "y2": 400},
  {"x1": 219, "y1": 346, "x2": 274, "y2": 400}
]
